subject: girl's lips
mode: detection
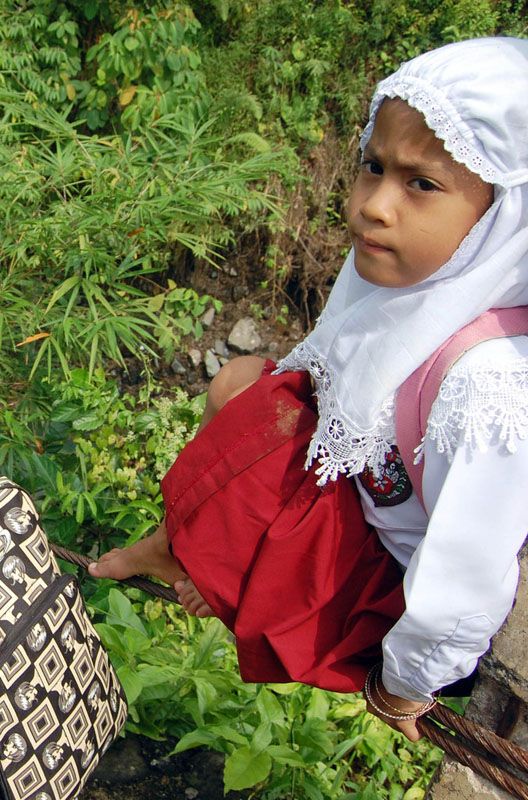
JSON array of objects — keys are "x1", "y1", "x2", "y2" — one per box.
[{"x1": 355, "y1": 234, "x2": 393, "y2": 253}]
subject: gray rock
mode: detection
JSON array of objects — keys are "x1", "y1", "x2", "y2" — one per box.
[
  {"x1": 188, "y1": 348, "x2": 202, "y2": 368},
  {"x1": 219, "y1": 357, "x2": 229, "y2": 366},
  {"x1": 201, "y1": 307, "x2": 216, "y2": 328},
  {"x1": 228, "y1": 318, "x2": 262, "y2": 354},
  {"x1": 268, "y1": 341, "x2": 279, "y2": 353},
  {"x1": 214, "y1": 339, "x2": 229, "y2": 358},
  {"x1": 229, "y1": 267, "x2": 238, "y2": 277},
  {"x1": 204, "y1": 349, "x2": 221, "y2": 378},
  {"x1": 232, "y1": 285, "x2": 248, "y2": 302},
  {"x1": 170, "y1": 357, "x2": 186, "y2": 375}
]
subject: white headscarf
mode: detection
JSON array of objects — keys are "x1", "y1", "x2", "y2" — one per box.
[{"x1": 276, "y1": 37, "x2": 528, "y2": 485}]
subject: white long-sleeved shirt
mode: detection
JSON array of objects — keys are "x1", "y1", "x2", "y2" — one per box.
[{"x1": 355, "y1": 335, "x2": 528, "y2": 702}]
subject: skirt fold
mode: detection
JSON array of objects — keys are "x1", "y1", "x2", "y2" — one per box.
[{"x1": 161, "y1": 366, "x2": 404, "y2": 692}]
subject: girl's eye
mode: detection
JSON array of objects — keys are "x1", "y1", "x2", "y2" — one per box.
[
  {"x1": 410, "y1": 177, "x2": 438, "y2": 192},
  {"x1": 361, "y1": 159, "x2": 383, "y2": 176}
]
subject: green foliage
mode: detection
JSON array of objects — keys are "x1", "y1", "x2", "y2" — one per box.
[
  {"x1": 0, "y1": 368, "x2": 204, "y2": 548},
  {"x1": 83, "y1": 5, "x2": 207, "y2": 131},
  {"x1": 93, "y1": 589, "x2": 442, "y2": 798},
  {"x1": 0, "y1": 94, "x2": 282, "y2": 382},
  {"x1": 0, "y1": 3, "x2": 81, "y2": 110},
  {"x1": 195, "y1": 0, "x2": 527, "y2": 147}
]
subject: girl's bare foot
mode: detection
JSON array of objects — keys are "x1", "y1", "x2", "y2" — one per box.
[
  {"x1": 174, "y1": 578, "x2": 214, "y2": 617},
  {"x1": 88, "y1": 520, "x2": 187, "y2": 586}
]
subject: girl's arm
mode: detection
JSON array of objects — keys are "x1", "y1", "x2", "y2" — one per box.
[{"x1": 382, "y1": 337, "x2": 528, "y2": 711}]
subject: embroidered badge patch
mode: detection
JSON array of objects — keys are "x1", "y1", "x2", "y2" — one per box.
[{"x1": 358, "y1": 446, "x2": 413, "y2": 507}]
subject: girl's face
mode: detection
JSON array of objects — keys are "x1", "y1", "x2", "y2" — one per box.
[{"x1": 347, "y1": 99, "x2": 494, "y2": 288}]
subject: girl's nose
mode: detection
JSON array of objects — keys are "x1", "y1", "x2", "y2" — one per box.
[{"x1": 359, "y1": 182, "x2": 397, "y2": 226}]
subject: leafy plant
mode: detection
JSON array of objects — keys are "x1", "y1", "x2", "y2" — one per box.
[
  {"x1": 0, "y1": 367, "x2": 204, "y2": 550},
  {"x1": 83, "y1": 5, "x2": 207, "y2": 131},
  {"x1": 0, "y1": 94, "x2": 283, "y2": 384},
  {"x1": 91, "y1": 588, "x2": 442, "y2": 799}
]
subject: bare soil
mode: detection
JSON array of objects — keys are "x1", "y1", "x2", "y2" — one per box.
[{"x1": 80, "y1": 734, "x2": 249, "y2": 800}]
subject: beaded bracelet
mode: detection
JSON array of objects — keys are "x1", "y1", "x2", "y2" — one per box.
[{"x1": 364, "y1": 664, "x2": 437, "y2": 721}]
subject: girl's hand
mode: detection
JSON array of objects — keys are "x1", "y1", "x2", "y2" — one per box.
[{"x1": 363, "y1": 676, "x2": 427, "y2": 742}]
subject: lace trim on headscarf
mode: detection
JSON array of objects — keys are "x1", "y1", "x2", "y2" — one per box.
[
  {"x1": 414, "y1": 356, "x2": 528, "y2": 464},
  {"x1": 276, "y1": 340, "x2": 396, "y2": 485},
  {"x1": 278, "y1": 347, "x2": 528, "y2": 481},
  {"x1": 361, "y1": 76, "x2": 498, "y2": 185}
]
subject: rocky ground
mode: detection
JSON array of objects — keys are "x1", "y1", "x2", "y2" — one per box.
[{"x1": 146, "y1": 264, "x2": 307, "y2": 397}]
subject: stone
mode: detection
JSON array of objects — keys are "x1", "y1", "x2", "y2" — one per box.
[
  {"x1": 201, "y1": 307, "x2": 216, "y2": 328},
  {"x1": 232, "y1": 285, "x2": 248, "y2": 302},
  {"x1": 213, "y1": 339, "x2": 229, "y2": 358},
  {"x1": 227, "y1": 317, "x2": 262, "y2": 354},
  {"x1": 229, "y1": 267, "x2": 238, "y2": 277},
  {"x1": 485, "y1": 545, "x2": 528, "y2": 699},
  {"x1": 219, "y1": 357, "x2": 229, "y2": 366},
  {"x1": 268, "y1": 341, "x2": 279, "y2": 353},
  {"x1": 170, "y1": 357, "x2": 186, "y2": 375},
  {"x1": 188, "y1": 348, "x2": 202, "y2": 368},
  {"x1": 465, "y1": 676, "x2": 510, "y2": 731},
  {"x1": 204, "y1": 349, "x2": 221, "y2": 378},
  {"x1": 426, "y1": 758, "x2": 513, "y2": 799}
]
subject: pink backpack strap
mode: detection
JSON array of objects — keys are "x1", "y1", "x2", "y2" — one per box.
[{"x1": 396, "y1": 307, "x2": 528, "y2": 509}]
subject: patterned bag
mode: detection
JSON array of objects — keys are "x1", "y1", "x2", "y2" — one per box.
[{"x1": 0, "y1": 477, "x2": 127, "y2": 800}]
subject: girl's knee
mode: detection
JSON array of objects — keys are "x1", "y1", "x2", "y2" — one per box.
[{"x1": 208, "y1": 356, "x2": 266, "y2": 412}]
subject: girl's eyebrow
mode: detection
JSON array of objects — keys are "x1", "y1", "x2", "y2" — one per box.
[{"x1": 364, "y1": 144, "x2": 446, "y2": 176}]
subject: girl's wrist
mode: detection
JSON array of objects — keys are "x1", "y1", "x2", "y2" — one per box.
[{"x1": 364, "y1": 664, "x2": 436, "y2": 721}]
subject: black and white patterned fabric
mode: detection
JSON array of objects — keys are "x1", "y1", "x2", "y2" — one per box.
[{"x1": 0, "y1": 478, "x2": 127, "y2": 800}]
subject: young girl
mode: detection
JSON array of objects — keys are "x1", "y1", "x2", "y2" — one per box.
[{"x1": 89, "y1": 37, "x2": 528, "y2": 742}]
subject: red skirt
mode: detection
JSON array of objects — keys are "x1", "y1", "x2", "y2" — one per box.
[{"x1": 160, "y1": 365, "x2": 404, "y2": 693}]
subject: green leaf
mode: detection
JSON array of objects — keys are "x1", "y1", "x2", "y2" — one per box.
[
  {"x1": 306, "y1": 688, "x2": 330, "y2": 720},
  {"x1": 266, "y1": 744, "x2": 304, "y2": 767},
  {"x1": 267, "y1": 682, "x2": 300, "y2": 695},
  {"x1": 107, "y1": 588, "x2": 147, "y2": 633},
  {"x1": 83, "y1": 0, "x2": 99, "y2": 21},
  {"x1": 75, "y1": 494, "x2": 84, "y2": 524},
  {"x1": 72, "y1": 412, "x2": 103, "y2": 431},
  {"x1": 192, "y1": 676, "x2": 217, "y2": 718},
  {"x1": 207, "y1": 725, "x2": 248, "y2": 747},
  {"x1": 45, "y1": 275, "x2": 81, "y2": 313},
  {"x1": 229, "y1": 132, "x2": 271, "y2": 152},
  {"x1": 117, "y1": 664, "x2": 144, "y2": 704},
  {"x1": 123, "y1": 627, "x2": 151, "y2": 655},
  {"x1": 252, "y1": 722, "x2": 272, "y2": 752},
  {"x1": 403, "y1": 789, "x2": 425, "y2": 800},
  {"x1": 171, "y1": 729, "x2": 218, "y2": 754},
  {"x1": 224, "y1": 747, "x2": 272, "y2": 792},
  {"x1": 292, "y1": 41, "x2": 305, "y2": 61},
  {"x1": 256, "y1": 687, "x2": 285, "y2": 726},
  {"x1": 94, "y1": 622, "x2": 128, "y2": 658}
]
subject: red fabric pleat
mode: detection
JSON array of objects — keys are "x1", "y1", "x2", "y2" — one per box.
[{"x1": 161, "y1": 366, "x2": 405, "y2": 692}]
